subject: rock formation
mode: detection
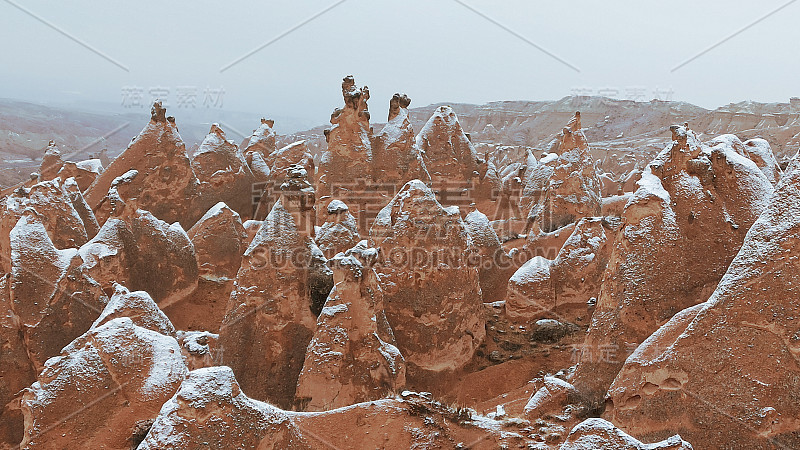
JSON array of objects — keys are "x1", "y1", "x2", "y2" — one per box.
[
  {"x1": 562, "y1": 125, "x2": 774, "y2": 410},
  {"x1": 371, "y1": 93, "x2": 429, "y2": 183},
  {"x1": 218, "y1": 174, "x2": 332, "y2": 408},
  {"x1": 0, "y1": 178, "x2": 91, "y2": 272},
  {"x1": 142, "y1": 368, "x2": 526, "y2": 449},
  {"x1": 743, "y1": 137, "x2": 782, "y2": 184},
  {"x1": 93, "y1": 283, "x2": 175, "y2": 336},
  {"x1": 519, "y1": 148, "x2": 554, "y2": 217},
  {"x1": 416, "y1": 105, "x2": 479, "y2": 183},
  {"x1": 267, "y1": 140, "x2": 315, "y2": 180},
  {"x1": 9, "y1": 215, "x2": 107, "y2": 370},
  {"x1": 245, "y1": 149, "x2": 271, "y2": 182},
  {"x1": 243, "y1": 118, "x2": 278, "y2": 159},
  {"x1": 19, "y1": 295, "x2": 186, "y2": 449},
  {"x1": 190, "y1": 123, "x2": 255, "y2": 217},
  {"x1": 506, "y1": 217, "x2": 611, "y2": 323},
  {"x1": 561, "y1": 418, "x2": 693, "y2": 450},
  {"x1": 252, "y1": 140, "x2": 315, "y2": 221},
  {"x1": 139, "y1": 366, "x2": 303, "y2": 449},
  {"x1": 0, "y1": 273, "x2": 35, "y2": 440},
  {"x1": 62, "y1": 177, "x2": 100, "y2": 239},
  {"x1": 464, "y1": 207, "x2": 515, "y2": 302},
  {"x1": 56, "y1": 159, "x2": 104, "y2": 192},
  {"x1": 369, "y1": 180, "x2": 484, "y2": 373},
  {"x1": 167, "y1": 202, "x2": 246, "y2": 331},
  {"x1": 83, "y1": 101, "x2": 206, "y2": 229},
  {"x1": 295, "y1": 242, "x2": 406, "y2": 411},
  {"x1": 315, "y1": 199, "x2": 360, "y2": 259},
  {"x1": 604, "y1": 159, "x2": 800, "y2": 448},
  {"x1": 38, "y1": 140, "x2": 63, "y2": 181},
  {"x1": 187, "y1": 202, "x2": 246, "y2": 280},
  {"x1": 78, "y1": 204, "x2": 198, "y2": 310},
  {"x1": 317, "y1": 76, "x2": 373, "y2": 203},
  {"x1": 529, "y1": 112, "x2": 602, "y2": 232},
  {"x1": 4, "y1": 80, "x2": 800, "y2": 449},
  {"x1": 176, "y1": 330, "x2": 219, "y2": 371}
]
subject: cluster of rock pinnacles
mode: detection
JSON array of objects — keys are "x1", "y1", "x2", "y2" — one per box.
[{"x1": 0, "y1": 76, "x2": 796, "y2": 448}]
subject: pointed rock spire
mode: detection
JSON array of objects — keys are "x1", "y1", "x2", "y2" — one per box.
[
  {"x1": 84, "y1": 101, "x2": 203, "y2": 230},
  {"x1": 191, "y1": 123, "x2": 255, "y2": 219},
  {"x1": 219, "y1": 184, "x2": 332, "y2": 408},
  {"x1": 416, "y1": 105, "x2": 479, "y2": 183},
  {"x1": 369, "y1": 180, "x2": 484, "y2": 372},
  {"x1": 244, "y1": 118, "x2": 277, "y2": 159},
  {"x1": 296, "y1": 242, "x2": 406, "y2": 411},
  {"x1": 39, "y1": 140, "x2": 63, "y2": 181},
  {"x1": 372, "y1": 93, "x2": 430, "y2": 184},
  {"x1": 316, "y1": 76, "x2": 373, "y2": 225}
]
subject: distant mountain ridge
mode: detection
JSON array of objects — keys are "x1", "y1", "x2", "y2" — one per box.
[{"x1": 3, "y1": 95, "x2": 800, "y2": 188}]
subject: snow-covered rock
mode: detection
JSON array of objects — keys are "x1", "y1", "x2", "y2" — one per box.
[{"x1": 296, "y1": 242, "x2": 405, "y2": 411}]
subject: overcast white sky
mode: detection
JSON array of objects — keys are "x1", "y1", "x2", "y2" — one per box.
[{"x1": 1, "y1": 0, "x2": 798, "y2": 125}]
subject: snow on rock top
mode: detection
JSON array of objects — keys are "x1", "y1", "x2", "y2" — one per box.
[
  {"x1": 20, "y1": 316, "x2": 186, "y2": 449},
  {"x1": 91, "y1": 283, "x2": 176, "y2": 337}
]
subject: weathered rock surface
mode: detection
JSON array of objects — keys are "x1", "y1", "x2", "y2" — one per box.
[
  {"x1": 560, "y1": 418, "x2": 693, "y2": 450},
  {"x1": 242, "y1": 219, "x2": 261, "y2": 246},
  {"x1": 38, "y1": 140, "x2": 63, "y2": 181},
  {"x1": 464, "y1": 207, "x2": 514, "y2": 302},
  {"x1": 166, "y1": 202, "x2": 247, "y2": 331},
  {"x1": 416, "y1": 105, "x2": 479, "y2": 183},
  {"x1": 530, "y1": 112, "x2": 602, "y2": 232},
  {"x1": 191, "y1": 124, "x2": 255, "y2": 218},
  {"x1": 315, "y1": 199, "x2": 360, "y2": 259},
  {"x1": 84, "y1": 101, "x2": 206, "y2": 229},
  {"x1": 20, "y1": 314, "x2": 186, "y2": 449},
  {"x1": 176, "y1": 330, "x2": 219, "y2": 371},
  {"x1": 139, "y1": 366, "x2": 303, "y2": 449},
  {"x1": 267, "y1": 140, "x2": 315, "y2": 181},
  {"x1": 371, "y1": 93, "x2": 429, "y2": 183},
  {"x1": 62, "y1": 177, "x2": 100, "y2": 239},
  {"x1": 0, "y1": 273, "x2": 35, "y2": 429},
  {"x1": 78, "y1": 205, "x2": 198, "y2": 310},
  {"x1": 604, "y1": 159, "x2": 800, "y2": 448},
  {"x1": 296, "y1": 242, "x2": 405, "y2": 411},
  {"x1": 519, "y1": 148, "x2": 554, "y2": 218},
  {"x1": 141, "y1": 369, "x2": 523, "y2": 449},
  {"x1": 92, "y1": 283, "x2": 175, "y2": 337},
  {"x1": 56, "y1": 159, "x2": 103, "y2": 192},
  {"x1": 0, "y1": 178, "x2": 91, "y2": 272},
  {"x1": 369, "y1": 180, "x2": 484, "y2": 373},
  {"x1": 507, "y1": 217, "x2": 610, "y2": 323},
  {"x1": 566, "y1": 126, "x2": 774, "y2": 409},
  {"x1": 9, "y1": 215, "x2": 107, "y2": 370},
  {"x1": 244, "y1": 118, "x2": 278, "y2": 159},
  {"x1": 188, "y1": 202, "x2": 246, "y2": 280},
  {"x1": 524, "y1": 376, "x2": 580, "y2": 420},
  {"x1": 219, "y1": 182, "x2": 332, "y2": 408},
  {"x1": 317, "y1": 76, "x2": 373, "y2": 201},
  {"x1": 742, "y1": 137, "x2": 782, "y2": 184}
]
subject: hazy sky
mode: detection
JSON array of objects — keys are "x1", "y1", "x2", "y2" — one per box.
[{"x1": 2, "y1": 0, "x2": 798, "y2": 126}]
